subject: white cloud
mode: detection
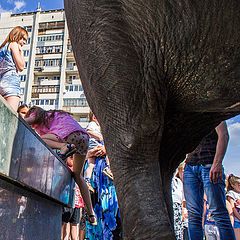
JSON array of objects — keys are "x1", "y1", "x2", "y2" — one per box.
[
  {"x1": 13, "y1": 1, "x2": 26, "y2": 11},
  {"x1": 228, "y1": 122, "x2": 240, "y2": 147},
  {"x1": 224, "y1": 122, "x2": 240, "y2": 176}
]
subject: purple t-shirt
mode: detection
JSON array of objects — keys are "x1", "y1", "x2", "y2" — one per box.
[{"x1": 32, "y1": 112, "x2": 87, "y2": 140}]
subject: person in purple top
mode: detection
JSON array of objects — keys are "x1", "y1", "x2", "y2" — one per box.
[{"x1": 24, "y1": 106, "x2": 97, "y2": 225}]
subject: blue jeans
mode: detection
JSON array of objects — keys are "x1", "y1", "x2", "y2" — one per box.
[{"x1": 183, "y1": 164, "x2": 235, "y2": 240}]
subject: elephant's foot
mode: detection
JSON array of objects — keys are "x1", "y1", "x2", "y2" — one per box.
[{"x1": 113, "y1": 155, "x2": 175, "y2": 240}]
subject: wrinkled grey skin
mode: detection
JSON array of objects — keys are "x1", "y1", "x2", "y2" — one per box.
[{"x1": 65, "y1": 1, "x2": 240, "y2": 239}]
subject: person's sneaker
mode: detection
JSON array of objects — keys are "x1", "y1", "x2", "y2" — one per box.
[
  {"x1": 85, "y1": 178, "x2": 95, "y2": 193},
  {"x1": 102, "y1": 167, "x2": 114, "y2": 180}
]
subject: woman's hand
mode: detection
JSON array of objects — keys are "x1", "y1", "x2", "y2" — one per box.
[
  {"x1": 10, "y1": 42, "x2": 25, "y2": 72},
  {"x1": 87, "y1": 146, "x2": 106, "y2": 158}
]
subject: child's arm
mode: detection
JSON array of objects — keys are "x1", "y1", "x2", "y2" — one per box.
[
  {"x1": 87, "y1": 129, "x2": 103, "y2": 141},
  {"x1": 9, "y1": 42, "x2": 25, "y2": 72},
  {"x1": 226, "y1": 199, "x2": 234, "y2": 226},
  {"x1": 227, "y1": 196, "x2": 240, "y2": 221}
]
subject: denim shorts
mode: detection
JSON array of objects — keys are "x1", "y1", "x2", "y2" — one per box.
[
  {"x1": 234, "y1": 220, "x2": 240, "y2": 228},
  {"x1": 0, "y1": 70, "x2": 20, "y2": 97}
]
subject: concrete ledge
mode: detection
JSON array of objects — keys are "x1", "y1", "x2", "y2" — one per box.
[
  {"x1": 0, "y1": 176, "x2": 62, "y2": 240},
  {"x1": 0, "y1": 96, "x2": 74, "y2": 205}
]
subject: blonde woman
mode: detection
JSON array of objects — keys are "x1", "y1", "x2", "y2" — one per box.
[
  {"x1": 227, "y1": 174, "x2": 240, "y2": 240},
  {"x1": 0, "y1": 26, "x2": 28, "y2": 111}
]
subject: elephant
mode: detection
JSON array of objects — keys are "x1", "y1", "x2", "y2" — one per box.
[{"x1": 64, "y1": 1, "x2": 240, "y2": 239}]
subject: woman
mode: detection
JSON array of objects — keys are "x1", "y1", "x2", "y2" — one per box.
[{"x1": 0, "y1": 26, "x2": 28, "y2": 111}]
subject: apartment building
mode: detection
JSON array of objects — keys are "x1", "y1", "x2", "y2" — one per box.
[{"x1": 0, "y1": 7, "x2": 90, "y2": 126}]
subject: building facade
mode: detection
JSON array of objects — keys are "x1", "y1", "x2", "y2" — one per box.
[{"x1": 0, "y1": 8, "x2": 90, "y2": 126}]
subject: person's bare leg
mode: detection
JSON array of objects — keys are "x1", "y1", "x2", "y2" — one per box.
[
  {"x1": 61, "y1": 222, "x2": 70, "y2": 240},
  {"x1": 73, "y1": 153, "x2": 95, "y2": 221},
  {"x1": 41, "y1": 134, "x2": 75, "y2": 154},
  {"x1": 106, "y1": 155, "x2": 110, "y2": 166},
  {"x1": 70, "y1": 224, "x2": 79, "y2": 240},
  {"x1": 79, "y1": 229, "x2": 85, "y2": 240},
  {"x1": 234, "y1": 229, "x2": 240, "y2": 240},
  {"x1": 84, "y1": 157, "x2": 95, "y2": 179},
  {"x1": 5, "y1": 96, "x2": 19, "y2": 112}
]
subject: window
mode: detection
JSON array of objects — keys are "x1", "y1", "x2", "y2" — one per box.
[
  {"x1": 40, "y1": 100, "x2": 44, "y2": 105},
  {"x1": 63, "y1": 98, "x2": 89, "y2": 107},
  {"x1": 35, "y1": 59, "x2": 61, "y2": 67},
  {"x1": 53, "y1": 76, "x2": 60, "y2": 80},
  {"x1": 37, "y1": 76, "x2": 48, "y2": 81},
  {"x1": 69, "y1": 75, "x2": 76, "y2": 80},
  {"x1": 38, "y1": 34, "x2": 64, "y2": 42},
  {"x1": 27, "y1": 38, "x2": 31, "y2": 44},
  {"x1": 23, "y1": 50, "x2": 29, "y2": 57},
  {"x1": 20, "y1": 75, "x2": 26, "y2": 81},
  {"x1": 65, "y1": 84, "x2": 83, "y2": 92},
  {"x1": 20, "y1": 88, "x2": 24, "y2": 95},
  {"x1": 25, "y1": 26, "x2": 32, "y2": 32},
  {"x1": 80, "y1": 117, "x2": 89, "y2": 122},
  {"x1": 25, "y1": 62, "x2": 28, "y2": 68}
]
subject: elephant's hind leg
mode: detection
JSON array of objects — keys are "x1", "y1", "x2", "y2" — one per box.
[{"x1": 106, "y1": 125, "x2": 176, "y2": 240}]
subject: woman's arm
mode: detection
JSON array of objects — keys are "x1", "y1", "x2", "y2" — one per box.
[
  {"x1": 226, "y1": 199, "x2": 234, "y2": 226},
  {"x1": 9, "y1": 42, "x2": 25, "y2": 72},
  {"x1": 86, "y1": 145, "x2": 106, "y2": 158},
  {"x1": 87, "y1": 129, "x2": 103, "y2": 141},
  {"x1": 227, "y1": 196, "x2": 240, "y2": 221}
]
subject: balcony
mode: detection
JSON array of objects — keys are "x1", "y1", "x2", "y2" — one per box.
[
  {"x1": 66, "y1": 45, "x2": 74, "y2": 58},
  {"x1": 32, "y1": 85, "x2": 60, "y2": 94},
  {"x1": 65, "y1": 65, "x2": 78, "y2": 72},
  {"x1": 34, "y1": 66, "x2": 61, "y2": 73},
  {"x1": 34, "y1": 67, "x2": 44, "y2": 72},
  {"x1": 38, "y1": 21, "x2": 65, "y2": 31}
]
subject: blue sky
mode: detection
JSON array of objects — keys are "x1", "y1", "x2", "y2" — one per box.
[
  {"x1": 0, "y1": 0, "x2": 63, "y2": 13},
  {"x1": 225, "y1": 115, "x2": 240, "y2": 175}
]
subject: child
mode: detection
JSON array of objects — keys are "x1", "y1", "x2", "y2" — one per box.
[
  {"x1": 227, "y1": 174, "x2": 240, "y2": 240},
  {"x1": 17, "y1": 103, "x2": 29, "y2": 118},
  {"x1": 172, "y1": 161, "x2": 185, "y2": 240},
  {"x1": 24, "y1": 106, "x2": 97, "y2": 225},
  {"x1": 84, "y1": 112, "x2": 113, "y2": 192},
  {"x1": 0, "y1": 26, "x2": 28, "y2": 111}
]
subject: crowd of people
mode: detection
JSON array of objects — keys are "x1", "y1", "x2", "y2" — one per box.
[
  {"x1": 1, "y1": 26, "x2": 240, "y2": 240},
  {"x1": 0, "y1": 25, "x2": 121, "y2": 239},
  {"x1": 18, "y1": 104, "x2": 121, "y2": 240},
  {"x1": 172, "y1": 121, "x2": 240, "y2": 240}
]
